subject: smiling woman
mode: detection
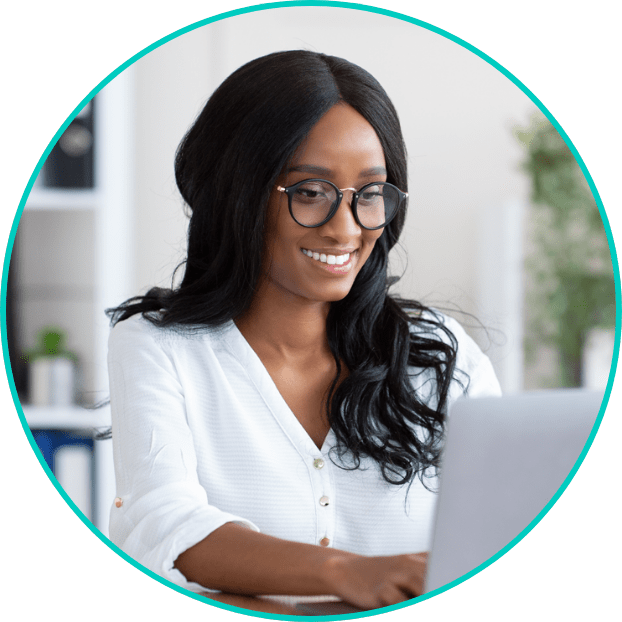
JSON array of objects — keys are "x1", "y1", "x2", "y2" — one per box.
[
  {"x1": 105, "y1": 50, "x2": 501, "y2": 610},
  {"x1": 259, "y1": 105, "x2": 388, "y2": 303},
  {"x1": 236, "y1": 104, "x2": 390, "y2": 450}
]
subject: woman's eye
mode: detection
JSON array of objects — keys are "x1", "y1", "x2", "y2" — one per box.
[
  {"x1": 293, "y1": 184, "x2": 329, "y2": 202},
  {"x1": 359, "y1": 190, "x2": 382, "y2": 204},
  {"x1": 298, "y1": 189, "x2": 321, "y2": 198}
]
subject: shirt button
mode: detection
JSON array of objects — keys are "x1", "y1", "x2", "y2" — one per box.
[
  {"x1": 319, "y1": 537, "x2": 330, "y2": 547},
  {"x1": 313, "y1": 458, "x2": 325, "y2": 470},
  {"x1": 114, "y1": 497, "x2": 123, "y2": 508},
  {"x1": 319, "y1": 496, "x2": 330, "y2": 506}
]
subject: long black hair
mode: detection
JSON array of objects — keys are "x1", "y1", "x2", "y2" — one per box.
[{"x1": 108, "y1": 50, "x2": 462, "y2": 487}]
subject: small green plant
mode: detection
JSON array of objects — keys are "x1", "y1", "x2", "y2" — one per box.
[
  {"x1": 515, "y1": 115, "x2": 615, "y2": 387},
  {"x1": 24, "y1": 326, "x2": 78, "y2": 363}
]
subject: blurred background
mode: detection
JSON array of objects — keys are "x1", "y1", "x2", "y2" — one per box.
[{"x1": 5, "y1": 6, "x2": 616, "y2": 535}]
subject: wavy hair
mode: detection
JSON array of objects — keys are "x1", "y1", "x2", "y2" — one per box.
[{"x1": 107, "y1": 50, "x2": 462, "y2": 487}]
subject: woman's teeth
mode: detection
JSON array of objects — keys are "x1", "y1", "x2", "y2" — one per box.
[{"x1": 301, "y1": 248, "x2": 351, "y2": 265}]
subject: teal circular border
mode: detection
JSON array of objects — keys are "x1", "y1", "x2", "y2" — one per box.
[{"x1": 1, "y1": 1, "x2": 619, "y2": 619}]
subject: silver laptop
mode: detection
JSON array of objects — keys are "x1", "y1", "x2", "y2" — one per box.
[
  {"x1": 294, "y1": 390, "x2": 603, "y2": 613},
  {"x1": 425, "y1": 389, "x2": 604, "y2": 593}
]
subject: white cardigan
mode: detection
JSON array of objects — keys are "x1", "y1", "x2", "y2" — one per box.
[{"x1": 107, "y1": 312, "x2": 501, "y2": 592}]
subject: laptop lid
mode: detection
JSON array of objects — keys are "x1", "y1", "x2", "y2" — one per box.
[{"x1": 425, "y1": 389, "x2": 603, "y2": 593}]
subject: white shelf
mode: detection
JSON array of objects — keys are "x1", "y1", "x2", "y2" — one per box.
[
  {"x1": 25, "y1": 188, "x2": 101, "y2": 211},
  {"x1": 22, "y1": 404, "x2": 110, "y2": 429},
  {"x1": 15, "y1": 69, "x2": 134, "y2": 537}
]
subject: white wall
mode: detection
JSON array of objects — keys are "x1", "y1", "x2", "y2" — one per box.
[
  {"x1": 129, "y1": 6, "x2": 538, "y2": 391},
  {"x1": 132, "y1": 27, "x2": 212, "y2": 293},
  {"x1": 15, "y1": 210, "x2": 96, "y2": 396}
]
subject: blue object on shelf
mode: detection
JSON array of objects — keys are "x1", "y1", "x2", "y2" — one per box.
[{"x1": 31, "y1": 429, "x2": 93, "y2": 473}]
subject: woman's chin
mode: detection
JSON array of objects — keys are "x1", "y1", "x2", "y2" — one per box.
[{"x1": 306, "y1": 282, "x2": 354, "y2": 303}]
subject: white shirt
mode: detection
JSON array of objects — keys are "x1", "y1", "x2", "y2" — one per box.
[{"x1": 107, "y1": 312, "x2": 501, "y2": 592}]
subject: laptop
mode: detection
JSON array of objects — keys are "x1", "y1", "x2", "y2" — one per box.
[
  {"x1": 294, "y1": 389, "x2": 603, "y2": 613},
  {"x1": 424, "y1": 389, "x2": 604, "y2": 592}
]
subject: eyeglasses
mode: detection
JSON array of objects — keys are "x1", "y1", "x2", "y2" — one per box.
[{"x1": 277, "y1": 179, "x2": 408, "y2": 230}]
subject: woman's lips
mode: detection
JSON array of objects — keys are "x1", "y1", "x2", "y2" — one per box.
[
  {"x1": 301, "y1": 248, "x2": 351, "y2": 265},
  {"x1": 300, "y1": 248, "x2": 356, "y2": 274}
]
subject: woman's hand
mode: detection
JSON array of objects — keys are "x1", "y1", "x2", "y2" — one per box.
[
  {"x1": 323, "y1": 552, "x2": 428, "y2": 610},
  {"x1": 175, "y1": 523, "x2": 427, "y2": 609}
]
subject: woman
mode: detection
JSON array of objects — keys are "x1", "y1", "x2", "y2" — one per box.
[{"x1": 107, "y1": 50, "x2": 500, "y2": 609}]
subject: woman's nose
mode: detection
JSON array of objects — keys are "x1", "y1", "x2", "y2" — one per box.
[{"x1": 320, "y1": 193, "x2": 361, "y2": 239}]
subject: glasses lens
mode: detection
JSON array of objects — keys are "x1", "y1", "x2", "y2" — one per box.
[
  {"x1": 356, "y1": 183, "x2": 400, "y2": 229},
  {"x1": 290, "y1": 181, "x2": 338, "y2": 226}
]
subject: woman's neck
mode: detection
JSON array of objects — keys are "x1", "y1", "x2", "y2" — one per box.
[{"x1": 234, "y1": 281, "x2": 332, "y2": 362}]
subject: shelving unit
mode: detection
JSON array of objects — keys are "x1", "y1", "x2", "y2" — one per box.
[
  {"x1": 17, "y1": 67, "x2": 135, "y2": 537},
  {"x1": 23, "y1": 405, "x2": 110, "y2": 430},
  {"x1": 25, "y1": 188, "x2": 103, "y2": 211}
]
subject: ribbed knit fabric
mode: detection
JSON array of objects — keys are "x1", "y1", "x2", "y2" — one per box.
[{"x1": 107, "y1": 312, "x2": 501, "y2": 591}]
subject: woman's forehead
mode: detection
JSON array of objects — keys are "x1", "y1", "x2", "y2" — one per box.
[{"x1": 289, "y1": 104, "x2": 386, "y2": 174}]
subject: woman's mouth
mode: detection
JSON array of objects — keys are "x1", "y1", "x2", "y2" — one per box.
[
  {"x1": 301, "y1": 248, "x2": 350, "y2": 265},
  {"x1": 300, "y1": 248, "x2": 356, "y2": 274}
]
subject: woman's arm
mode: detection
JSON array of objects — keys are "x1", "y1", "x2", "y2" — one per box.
[
  {"x1": 109, "y1": 316, "x2": 426, "y2": 607},
  {"x1": 108, "y1": 318, "x2": 260, "y2": 591},
  {"x1": 175, "y1": 522, "x2": 427, "y2": 609}
]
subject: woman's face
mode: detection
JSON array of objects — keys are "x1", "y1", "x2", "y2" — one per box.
[{"x1": 262, "y1": 103, "x2": 387, "y2": 305}]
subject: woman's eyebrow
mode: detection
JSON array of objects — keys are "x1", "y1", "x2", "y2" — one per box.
[
  {"x1": 359, "y1": 166, "x2": 387, "y2": 177},
  {"x1": 286, "y1": 164, "x2": 333, "y2": 176},
  {"x1": 286, "y1": 164, "x2": 388, "y2": 177}
]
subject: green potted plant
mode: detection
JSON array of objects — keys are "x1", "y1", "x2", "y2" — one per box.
[
  {"x1": 515, "y1": 115, "x2": 615, "y2": 387},
  {"x1": 25, "y1": 326, "x2": 78, "y2": 406}
]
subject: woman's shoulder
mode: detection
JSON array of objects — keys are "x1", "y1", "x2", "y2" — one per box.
[
  {"x1": 407, "y1": 308, "x2": 469, "y2": 344},
  {"x1": 413, "y1": 309, "x2": 476, "y2": 346},
  {"x1": 408, "y1": 308, "x2": 501, "y2": 395},
  {"x1": 108, "y1": 312, "x2": 233, "y2": 352}
]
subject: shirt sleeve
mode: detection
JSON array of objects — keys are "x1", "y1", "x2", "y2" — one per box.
[{"x1": 107, "y1": 315, "x2": 260, "y2": 592}]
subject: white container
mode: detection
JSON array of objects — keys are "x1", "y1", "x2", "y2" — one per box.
[
  {"x1": 29, "y1": 357, "x2": 75, "y2": 406},
  {"x1": 55, "y1": 443, "x2": 92, "y2": 519}
]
